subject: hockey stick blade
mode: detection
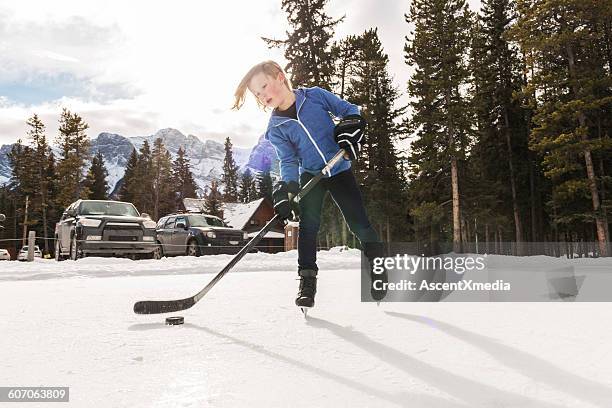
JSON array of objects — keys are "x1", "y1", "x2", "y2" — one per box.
[{"x1": 134, "y1": 297, "x2": 195, "y2": 314}]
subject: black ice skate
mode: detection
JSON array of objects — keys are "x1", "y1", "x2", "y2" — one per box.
[
  {"x1": 296, "y1": 270, "x2": 317, "y2": 316},
  {"x1": 364, "y1": 242, "x2": 388, "y2": 303},
  {"x1": 370, "y1": 267, "x2": 388, "y2": 303}
]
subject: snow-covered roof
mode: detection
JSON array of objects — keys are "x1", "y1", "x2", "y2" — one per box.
[
  {"x1": 223, "y1": 198, "x2": 265, "y2": 229},
  {"x1": 247, "y1": 230, "x2": 284, "y2": 239},
  {"x1": 182, "y1": 197, "x2": 266, "y2": 230}
]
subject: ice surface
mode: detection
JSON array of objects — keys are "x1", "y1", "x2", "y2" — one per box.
[{"x1": 1, "y1": 251, "x2": 611, "y2": 407}]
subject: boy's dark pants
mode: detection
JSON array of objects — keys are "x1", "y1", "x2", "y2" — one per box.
[{"x1": 297, "y1": 168, "x2": 380, "y2": 276}]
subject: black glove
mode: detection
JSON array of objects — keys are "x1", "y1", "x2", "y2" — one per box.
[
  {"x1": 272, "y1": 181, "x2": 300, "y2": 220},
  {"x1": 334, "y1": 114, "x2": 366, "y2": 160}
]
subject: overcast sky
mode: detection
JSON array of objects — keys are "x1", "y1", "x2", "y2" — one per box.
[{"x1": 0, "y1": 0, "x2": 480, "y2": 148}]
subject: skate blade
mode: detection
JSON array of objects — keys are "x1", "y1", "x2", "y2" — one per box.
[{"x1": 300, "y1": 306, "x2": 312, "y2": 317}]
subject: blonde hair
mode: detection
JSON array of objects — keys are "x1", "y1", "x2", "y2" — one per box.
[{"x1": 232, "y1": 60, "x2": 292, "y2": 110}]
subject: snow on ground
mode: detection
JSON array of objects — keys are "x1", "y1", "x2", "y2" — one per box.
[{"x1": 1, "y1": 250, "x2": 612, "y2": 407}]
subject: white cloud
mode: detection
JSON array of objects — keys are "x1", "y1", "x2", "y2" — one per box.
[
  {"x1": 0, "y1": 0, "x2": 480, "y2": 149},
  {"x1": 33, "y1": 50, "x2": 80, "y2": 63}
]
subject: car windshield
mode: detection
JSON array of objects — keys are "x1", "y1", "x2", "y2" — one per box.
[
  {"x1": 188, "y1": 215, "x2": 226, "y2": 227},
  {"x1": 79, "y1": 202, "x2": 139, "y2": 217},
  {"x1": 206, "y1": 216, "x2": 226, "y2": 227}
]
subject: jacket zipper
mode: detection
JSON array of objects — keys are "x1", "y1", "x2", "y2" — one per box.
[
  {"x1": 272, "y1": 92, "x2": 332, "y2": 176},
  {"x1": 293, "y1": 118, "x2": 331, "y2": 176}
]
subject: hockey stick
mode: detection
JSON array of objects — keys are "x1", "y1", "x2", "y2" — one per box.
[{"x1": 133, "y1": 149, "x2": 347, "y2": 314}]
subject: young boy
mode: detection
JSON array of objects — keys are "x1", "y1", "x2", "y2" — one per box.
[{"x1": 233, "y1": 61, "x2": 387, "y2": 309}]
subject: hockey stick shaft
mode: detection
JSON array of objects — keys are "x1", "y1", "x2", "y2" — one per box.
[{"x1": 133, "y1": 149, "x2": 347, "y2": 314}]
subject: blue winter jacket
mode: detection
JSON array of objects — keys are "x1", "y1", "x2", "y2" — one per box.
[{"x1": 264, "y1": 87, "x2": 359, "y2": 183}]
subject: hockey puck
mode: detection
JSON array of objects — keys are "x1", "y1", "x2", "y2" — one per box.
[{"x1": 165, "y1": 316, "x2": 184, "y2": 325}]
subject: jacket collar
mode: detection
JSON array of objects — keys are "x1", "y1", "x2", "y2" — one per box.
[{"x1": 268, "y1": 88, "x2": 306, "y2": 128}]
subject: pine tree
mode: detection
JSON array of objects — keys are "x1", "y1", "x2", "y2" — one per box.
[
  {"x1": 258, "y1": 170, "x2": 273, "y2": 200},
  {"x1": 84, "y1": 151, "x2": 109, "y2": 200},
  {"x1": 172, "y1": 146, "x2": 198, "y2": 211},
  {"x1": 204, "y1": 179, "x2": 224, "y2": 218},
  {"x1": 222, "y1": 137, "x2": 239, "y2": 203},
  {"x1": 119, "y1": 148, "x2": 138, "y2": 203},
  {"x1": 151, "y1": 138, "x2": 174, "y2": 220},
  {"x1": 248, "y1": 173, "x2": 259, "y2": 203},
  {"x1": 331, "y1": 34, "x2": 362, "y2": 98},
  {"x1": 133, "y1": 140, "x2": 153, "y2": 214},
  {"x1": 55, "y1": 108, "x2": 90, "y2": 208},
  {"x1": 239, "y1": 168, "x2": 258, "y2": 203},
  {"x1": 468, "y1": 0, "x2": 533, "y2": 253},
  {"x1": 404, "y1": 0, "x2": 474, "y2": 252},
  {"x1": 24, "y1": 114, "x2": 54, "y2": 253},
  {"x1": 344, "y1": 28, "x2": 407, "y2": 242},
  {"x1": 262, "y1": 0, "x2": 343, "y2": 88}
]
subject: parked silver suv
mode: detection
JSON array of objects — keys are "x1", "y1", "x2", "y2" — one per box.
[{"x1": 54, "y1": 200, "x2": 158, "y2": 261}]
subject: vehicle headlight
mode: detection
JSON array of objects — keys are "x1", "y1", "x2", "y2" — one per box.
[
  {"x1": 243, "y1": 232, "x2": 248, "y2": 240},
  {"x1": 143, "y1": 220, "x2": 157, "y2": 229},
  {"x1": 206, "y1": 231, "x2": 216, "y2": 239},
  {"x1": 78, "y1": 218, "x2": 101, "y2": 228}
]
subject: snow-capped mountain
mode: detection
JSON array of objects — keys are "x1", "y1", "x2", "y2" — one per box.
[
  {"x1": 93, "y1": 128, "x2": 257, "y2": 196},
  {"x1": 90, "y1": 133, "x2": 137, "y2": 194},
  {"x1": 127, "y1": 128, "x2": 254, "y2": 194},
  {"x1": 0, "y1": 144, "x2": 13, "y2": 186},
  {"x1": 0, "y1": 128, "x2": 277, "y2": 196}
]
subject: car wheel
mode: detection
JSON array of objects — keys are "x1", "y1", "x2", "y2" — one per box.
[
  {"x1": 153, "y1": 243, "x2": 163, "y2": 260},
  {"x1": 55, "y1": 238, "x2": 65, "y2": 262},
  {"x1": 70, "y1": 235, "x2": 81, "y2": 261},
  {"x1": 187, "y1": 240, "x2": 201, "y2": 257}
]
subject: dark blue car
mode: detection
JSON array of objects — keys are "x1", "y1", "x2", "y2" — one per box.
[{"x1": 155, "y1": 213, "x2": 248, "y2": 257}]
